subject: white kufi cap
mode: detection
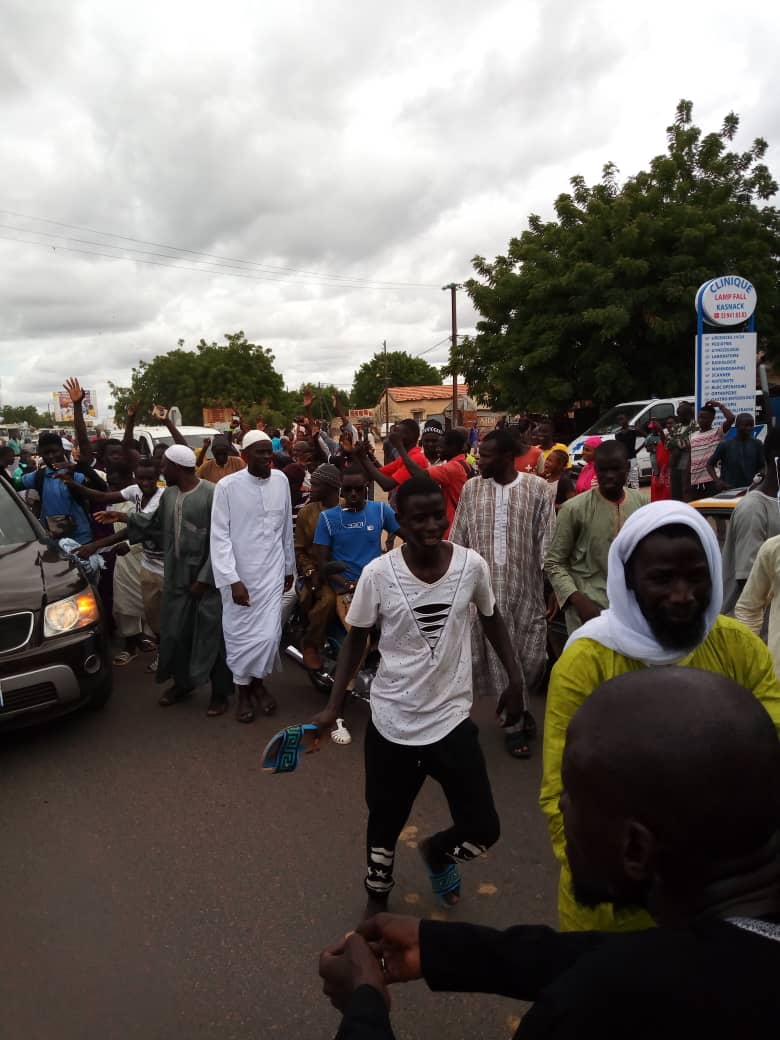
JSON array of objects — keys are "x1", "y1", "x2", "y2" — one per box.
[
  {"x1": 241, "y1": 430, "x2": 272, "y2": 449},
  {"x1": 164, "y1": 444, "x2": 197, "y2": 467}
]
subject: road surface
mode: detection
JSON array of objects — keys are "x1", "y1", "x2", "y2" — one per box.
[{"x1": 1, "y1": 656, "x2": 558, "y2": 1039}]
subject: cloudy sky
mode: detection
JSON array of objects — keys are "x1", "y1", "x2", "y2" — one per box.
[{"x1": 1, "y1": 0, "x2": 778, "y2": 420}]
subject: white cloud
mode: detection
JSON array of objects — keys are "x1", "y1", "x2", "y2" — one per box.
[{"x1": 0, "y1": 0, "x2": 778, "y2": 417}]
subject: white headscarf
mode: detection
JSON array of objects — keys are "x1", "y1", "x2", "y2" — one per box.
[{"x1": 566, "y1": 500, "x2": 723, "y2": 666}]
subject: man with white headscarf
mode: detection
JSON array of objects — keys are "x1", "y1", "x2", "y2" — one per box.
[
  {"x1": 210, "y1": 430, "x2": 294, "y2": 722},
  {"x1": 540, "y1": 500, "x2": 780, "y2": 933}
]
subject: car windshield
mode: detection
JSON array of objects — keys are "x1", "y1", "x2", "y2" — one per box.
[
  {"x1": 581, "y1": 404, "x2": 644, "y2": 435},
  {"x1": 152, "y1": 434, "x2": 210, "y2": 450},
  {"x1": 0, "y1": 481, "x2": 37, "y2": 547}
]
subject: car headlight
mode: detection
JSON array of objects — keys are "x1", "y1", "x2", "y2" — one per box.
[{"x1": 44, "y1": 590, "x2": 100, "y2": 637}]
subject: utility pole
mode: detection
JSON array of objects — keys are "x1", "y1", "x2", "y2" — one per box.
[
  {"x1": 442, "y1": 283, "x2": 461, "y2": 428},
  {"x1": 383, "y1": 339, "x2": 389, "y2": 434}
]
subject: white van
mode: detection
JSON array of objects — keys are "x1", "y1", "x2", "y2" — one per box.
[
  {"x1": 568, "y1": 397, "x2": 694, "y2": 480},
  {"x1": 129, "y1": 425, "x2": 221, "y2": 457}
]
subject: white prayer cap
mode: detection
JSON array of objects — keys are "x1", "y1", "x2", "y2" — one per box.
[
  {"x1": 164, "y1": 444, "x2": 197, "y2": 467},
  {"x1": 241, "y1": 430, "x2": 272, "y2": 450}
]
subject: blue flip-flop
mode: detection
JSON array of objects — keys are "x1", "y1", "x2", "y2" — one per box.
[
  {"x1": 261, "y1": 724, "x2": 320, "y2": 774},
  {"x1": 425, "y1": 861, "x2": 461, "y2": 907}
]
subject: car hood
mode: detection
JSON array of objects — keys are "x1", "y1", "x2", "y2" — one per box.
[{"x1": 0, "y1": 539, "x2": 86, "y2": 613}]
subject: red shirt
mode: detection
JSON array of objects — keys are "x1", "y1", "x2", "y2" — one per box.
[
  {"x1": 426, "y1": 455, "x2": 471, "y2": 534},
  {"x1": 514, "y1": 446, "x2": 543, "y2": 474},
  {"x1": 380, "y1": 445, "x2": 430, "y2": 485}
]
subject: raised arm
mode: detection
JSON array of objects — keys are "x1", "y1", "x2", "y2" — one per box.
[
  {"x1": 387, "y1": 432, "x2": 427, "y2": 479},
  {"x1": 63, "y1": 377, "x2": 93, "y2": 464},
  {"x1": 710, "y1": 399, "x2": 735, "y2": 433},
  {"x1": 162, "y1": 414, "x2": 187, "y2": 447},
  {"x1": 352, "y1": 441, "x2": 397, "y2": 493},
  {"x1": 195, "y1": 438, "x2": 212, "y2": 467},
  {"x1": 122, "y1": 400, "x2": 140, "y2": 452}
]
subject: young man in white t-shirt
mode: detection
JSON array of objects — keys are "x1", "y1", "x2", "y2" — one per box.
[{"x1": 312, "y1": 476, "x2": 526, "y2": 917}]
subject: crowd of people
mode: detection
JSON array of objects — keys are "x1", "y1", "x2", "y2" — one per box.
[{"x1": 3, "y1": 381, "x2": 780, "y2": 1037}]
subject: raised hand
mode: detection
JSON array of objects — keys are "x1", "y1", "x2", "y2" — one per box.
[
  {"x1": 302, "y1": 389, "x2": 315, "y2": 409},
  {"x1": 64, "y1": 377, "x2": 85, "y2": 405}
]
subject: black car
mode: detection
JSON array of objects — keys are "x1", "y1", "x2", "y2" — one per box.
[{"x1": 0, "y1": 477, "x2": 112, "y2": 728}]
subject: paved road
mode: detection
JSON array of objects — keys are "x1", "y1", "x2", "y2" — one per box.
[{"x1": 1, "y1": 657, "x2": 558, "y2": 1040}]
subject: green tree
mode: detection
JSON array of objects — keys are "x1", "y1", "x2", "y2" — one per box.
[
  {"x1": 351, "y1": 351, "x2": 442, "y2": 408},
  {"x1": 0, "y1": 404, "x2": 51, "y2": 427},
  {"x1": 450, "y1": 100, "x2": 780, "y2": 414},
  {"x1": 110, "y1": 331, "x2": 285, "y2": 425}
]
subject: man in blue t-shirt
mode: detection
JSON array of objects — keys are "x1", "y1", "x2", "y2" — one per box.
[
  {"x1": 20, "y1": 432, "x2": 93, "y2": 545},
  {"x1": 313, "y1": 471, "x2": 399, "y2": 586}
]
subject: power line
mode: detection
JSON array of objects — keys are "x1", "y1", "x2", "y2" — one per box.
[
  {"x1": 0, "y1": 208, "x2": 442, "y2": 290},
  {"x1": 0, "y1": 230, "x2": 437, "y2": 292}
]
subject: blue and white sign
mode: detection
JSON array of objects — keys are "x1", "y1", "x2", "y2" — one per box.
[
  {"x1": 695, "y1": 275, "x2": 758, "y2": 417},
  {"x1": 696, "y1": 332, "x2": 757, "y2": 419},
  {"x1": 695, "y1": 276, "x2": 757, "y2": 327}
]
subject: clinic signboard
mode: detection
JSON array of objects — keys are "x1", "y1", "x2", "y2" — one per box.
[{"x1": 695, "y1": 276, "x2": 757, "y2": 421}]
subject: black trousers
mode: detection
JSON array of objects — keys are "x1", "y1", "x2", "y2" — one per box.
[{"x1": 364, "y1": 718, "x2": 500, "y2": 896}]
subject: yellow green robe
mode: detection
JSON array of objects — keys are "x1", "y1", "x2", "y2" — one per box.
[{"x1": 541, "y1": 615, "x2": 780, "y2": 932}]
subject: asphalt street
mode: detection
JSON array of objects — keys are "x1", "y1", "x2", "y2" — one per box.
[{"x1": 1, "y1": 655, "x2": 558, "y2": 1040}]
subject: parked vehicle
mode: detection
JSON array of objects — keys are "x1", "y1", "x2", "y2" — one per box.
[
  {"x1": 689, "y1": 487, "x2": 745, "y2": 549},
  {"x1": 128, "y1": 425, "x2": 221, "y2": 457},
  {"x1": 567, "y1": 397, "x2": 694, "y2": 480},
  {"x1": 0, "y1": 480, "x2": 112, "y2": 729},
  {"x1": 568, "y1": 393, "x2": 770, "y2": 482}
]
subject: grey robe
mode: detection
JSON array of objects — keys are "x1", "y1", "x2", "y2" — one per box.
[{"x1": 126, "y1": 480, "x2": 225, "y2": 688}]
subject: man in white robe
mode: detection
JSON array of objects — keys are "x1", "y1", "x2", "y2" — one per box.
[{"x1": 210, "y1": 430, "x2": 295, "y2": 722}]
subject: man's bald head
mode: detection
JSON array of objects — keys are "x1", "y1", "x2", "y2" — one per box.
[{"x1": 561, "y1": 668, "x2": 780, "y2": 914}]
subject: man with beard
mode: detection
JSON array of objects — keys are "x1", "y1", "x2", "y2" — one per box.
[
  {"x1": 545, "y1": 441, "x2": 645, "y2": 634},
  {"x1": 319, "y1": 668, "x2": 780, "y2": 1039},
  {"x1": 99, "y1": 445, "x2": 232, "y2": 715},
  {"x1": 541, "y1": 500, "x2": 780, "y2": 932},
  {"x1": 210, "y1": 431, "x2": 294, "y2": 722}
]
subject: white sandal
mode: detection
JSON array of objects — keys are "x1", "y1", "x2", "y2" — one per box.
[
  {"x1": 113, "y1": 650, "x2": 138, "y2": 667},
  {"x1": 330, "y1": 718, "x2": 352, "y2": 746}
]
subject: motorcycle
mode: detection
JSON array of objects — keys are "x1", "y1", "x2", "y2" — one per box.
[{"x1": 281, "y1": 562, "x2": 377, "y2": 704}]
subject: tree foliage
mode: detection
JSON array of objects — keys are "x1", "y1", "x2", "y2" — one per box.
[
  {"x1": 450, "y1": 100, "x2": 780, "y2": 413},
  {"x1": 351, "y1": 350, "x2": 443, "y2": 407},
  {"x1": 110, "y1": 331, "x2": 285, "y2": 425},
  {"x1": 0, "y1": 404, "x2": 51, "y2": 428}
]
